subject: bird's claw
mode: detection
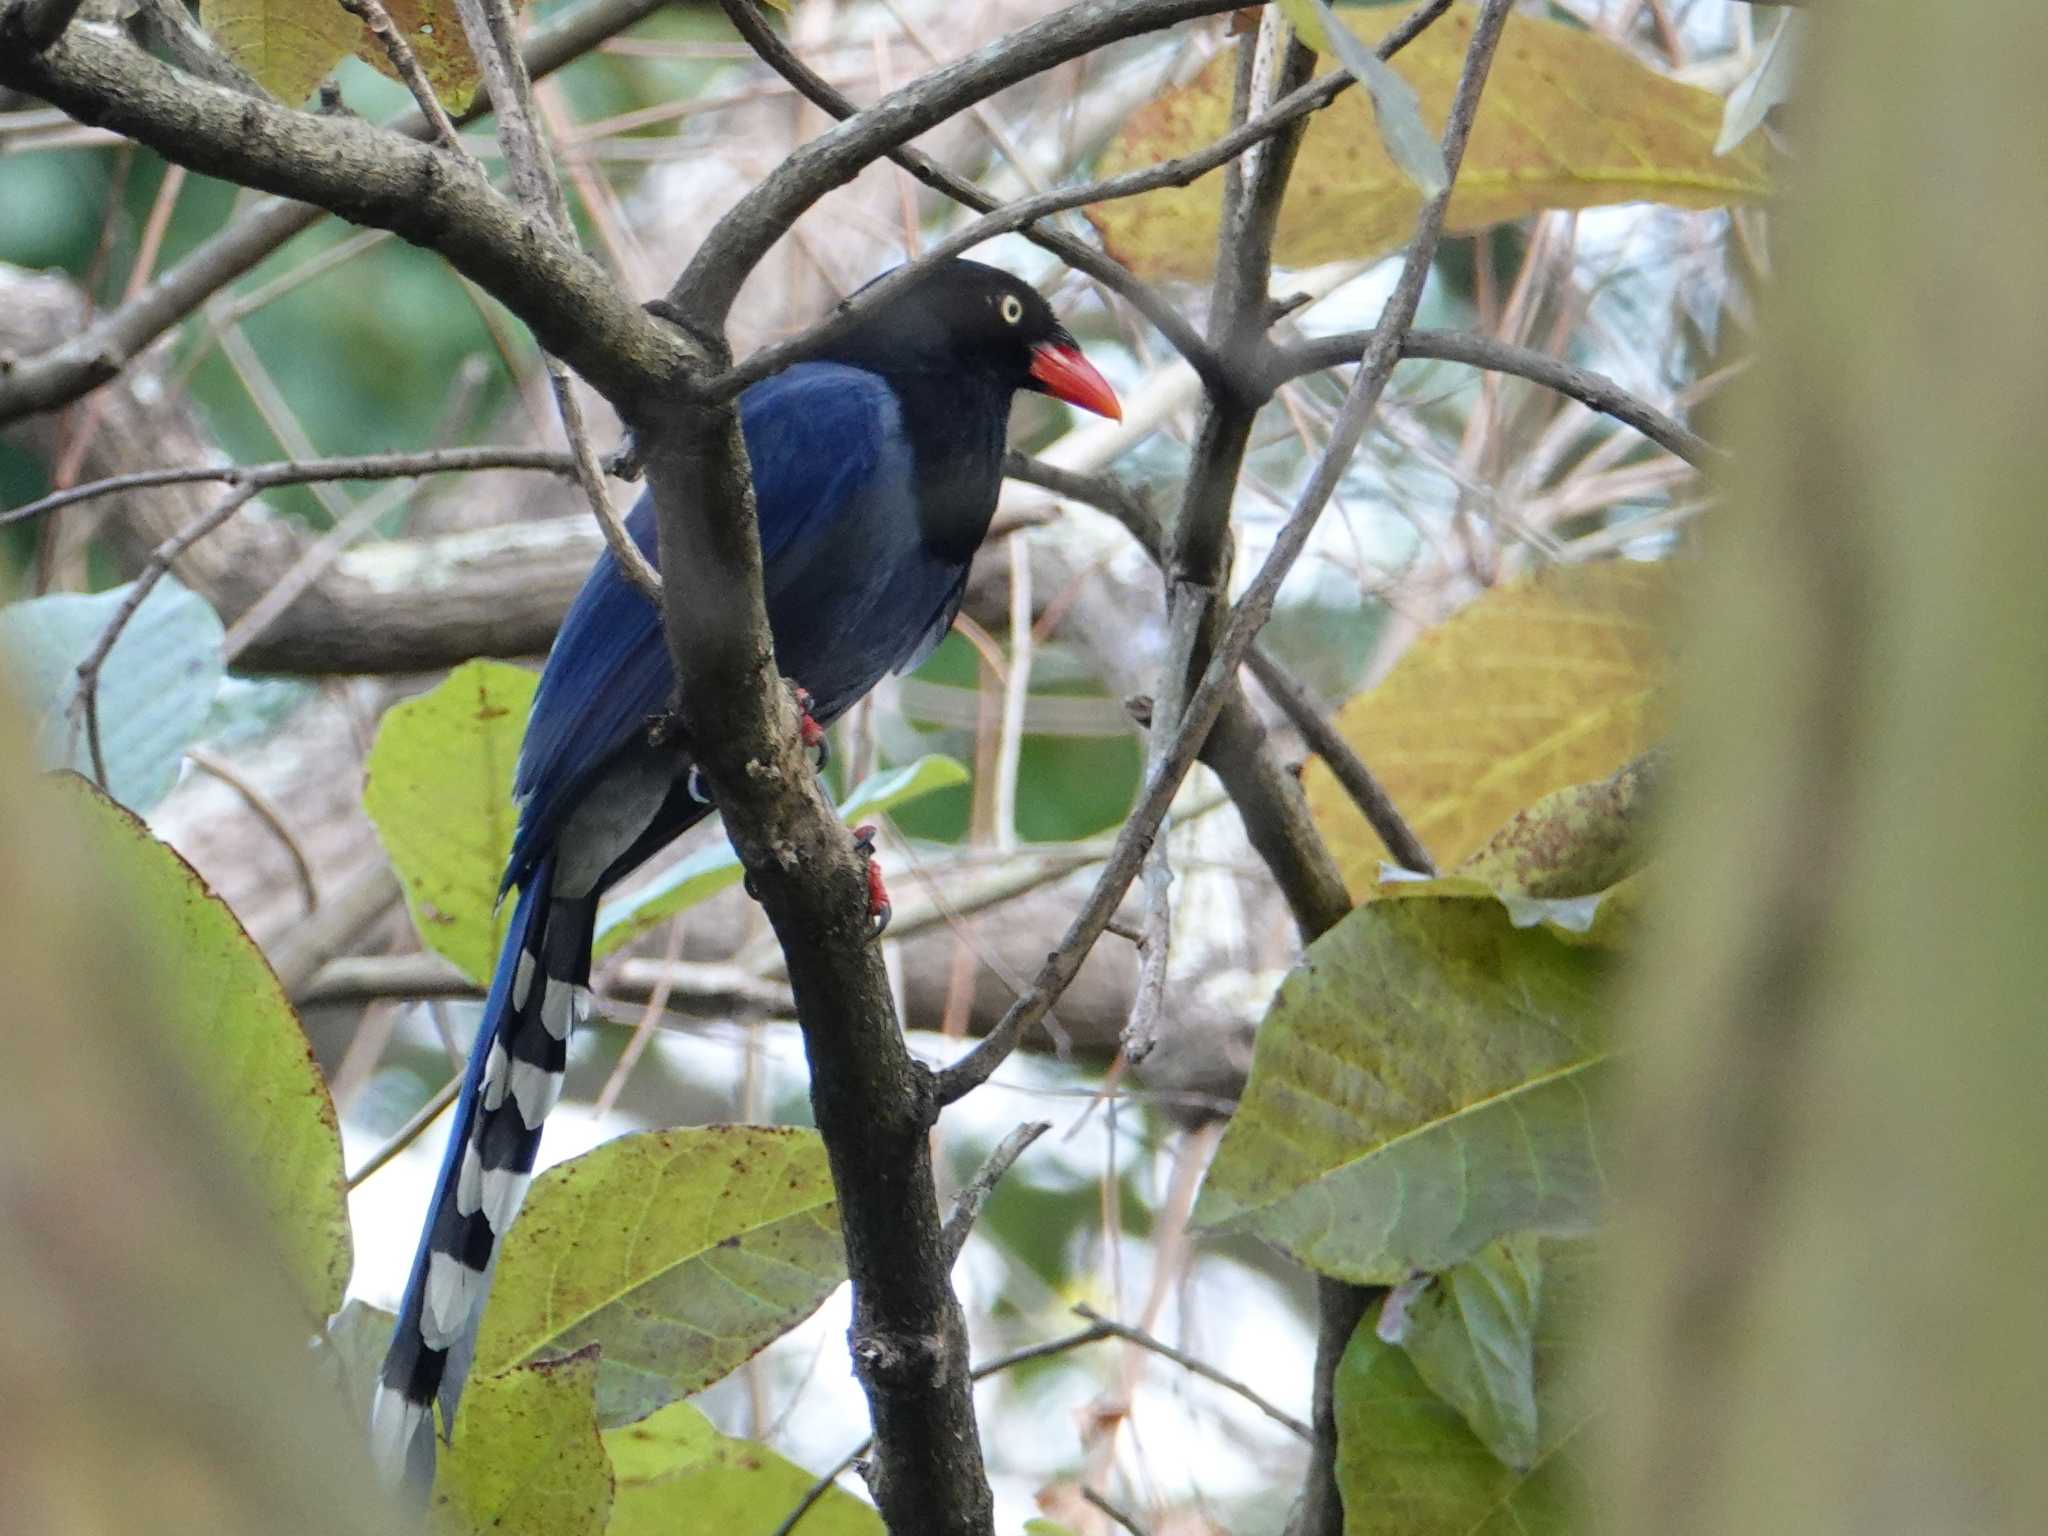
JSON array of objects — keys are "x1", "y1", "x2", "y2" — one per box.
[
  {"x1": 852, "y1": 823, "x2": 891, "y2": 937},
  {"x1": 786, "y1": 681, "x2": 829, "y2": 772}
]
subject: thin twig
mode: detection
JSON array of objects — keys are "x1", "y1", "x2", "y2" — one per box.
[
  {"x1": 185, "y1": 746, "x2": 321, "y2": 915},
  {"x1": 711, "y1": 0, "x2": 1458, "y2": 402},
  {"x1": 73, "y1": 483, "x2": 262, "y2": 789},
  {"x1": 337, "y1": 0, "x2": 476, "y2": 163},
  {"x1": 1070, "y1": 1303, "x2": 1311, "y2": 1441},
  {"x1": 1271, "y1": 328, "x2": 1719, "y2": 468},
  {"x1": 1243, "y1": 648, "x2": 1435, "y2": 874},
  {"x1": 1081, "y1": 1487, "x2": 1150, "y2": 1536},
  {"x1": 589, "y1": 914, "x2": 685, "y2": 1119},
  {"x1": 712, "y1": 0, "x2": 1225, "y2": 391},
  {"x1": 0, "y1": 447, "x2": 575, "y2": 531},
  {"x1": 345, "y1": 1073, "x2": 460, "y2": 1189},
  {"x1": 940, "y1": 1120, "x2": 1051, "y2": 1265},
  {"x1": 453, "y1": 0, "x2": 663, "y2": 605},
  {"x1": 769, "y1": 1322, "x2": 1118, "y2": 1536},
  {"x1": 0, "y1": 0, "x2": 676, "y2": 428}
]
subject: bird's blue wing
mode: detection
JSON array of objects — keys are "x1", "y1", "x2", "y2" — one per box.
[{"x1": 505, "y1": 364, "x2": 899, "y2": 888}]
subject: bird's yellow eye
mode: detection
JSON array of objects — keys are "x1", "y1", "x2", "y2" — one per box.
[{"x1": 998, "y1": 295, "x2": 1024, "y2": 325}]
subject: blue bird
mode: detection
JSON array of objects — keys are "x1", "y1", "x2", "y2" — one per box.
[{"x1": 372, "y1": 259, "x2": 1120, "y2": 1481}]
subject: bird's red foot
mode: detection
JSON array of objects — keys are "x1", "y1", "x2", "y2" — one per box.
[
  {"x1": 786, "y1": 681, "x2": 829, "y2": 771},
  {"x1": 852, "y1": 823, "x2": 891, "y2": 936}
]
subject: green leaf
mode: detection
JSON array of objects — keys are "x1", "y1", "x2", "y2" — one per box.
[
  {"x1": 603, "y1": 1401, "x2": 883, "y2": 1536},
  {"x1": 1309, "y1": 0, "x2": 1447, "y2": 196},
  {"x1": 593, "y1": 754, "x2": 970, "y2": 959},
  {"x1": 1193, "y1": 894, "x2": 1609, "y2": 1283},
  {"x1": 0, "y1": 576, "x2": 224, "y2": 811},
  {"x1": 1304, "y1": 562, "x2": 1675, "y2": 894},
  {"x1": 1397, "y1": 1236, "x2": 1543, "y2": 1469},
  {"x1": 1090, "y1": 4, "x2": 1773, "y2": 280},
  {"x1": 59, "y1": 776, "x2": 351, "y2": 1316},
  {"x1": 473, "y1": 1126, "x2": 845, "y2": 1425},
  {"x1": 199, "y1": 0, "x2": 362, "y2": 105},
  {"x1": 364, "y1": 659, "x2": 537, "y2": 985},
  {"x1": 1335, "y1": 1239, "x2": 1596, "y2": 1534},
  {"x1": 433, "y1": 1348, "x2": 612, "y2": 1536}
]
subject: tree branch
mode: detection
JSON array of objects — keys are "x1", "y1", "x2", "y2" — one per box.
[
  {"x1": 0, "y1": 446, "x2": 575, "y2": 530},
  {"x1": 0, "y1": 0, "x2": 671, "y2": 426},
  {"x1": 714, "y1": 0, "x2": 1225, "y2": 390},
  {"x1": 0, "y1": 23, "x2": 698, "y2": 415},
  {"x1": 1272, "y1": 328, "x2": 1719, "y2": 468},
  {"x1": 940, "y1": 1119, "x2": 1051, "y2": 1265},
  {"x1": 666, "y1": 0, "x2": 1244, "y2": 344}
]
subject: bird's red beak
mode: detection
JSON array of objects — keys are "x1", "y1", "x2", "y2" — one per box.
[{"x1": 1029, "y1": 341, "x2": 1122, "y2": 422}]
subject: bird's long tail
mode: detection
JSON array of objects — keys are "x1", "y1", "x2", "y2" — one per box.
[{"x1": 372, "y1": 852, "x2": 596, "y2": 1485}]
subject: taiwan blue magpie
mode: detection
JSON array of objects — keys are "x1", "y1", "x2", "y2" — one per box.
[{"x1": 372, "y1": 259, "x2": 1120, "y2": 1481}]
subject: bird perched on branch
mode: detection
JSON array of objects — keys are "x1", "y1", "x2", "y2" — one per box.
[{"x1": 373, "y1": 259, "x2": 1120, "y2": 1483}]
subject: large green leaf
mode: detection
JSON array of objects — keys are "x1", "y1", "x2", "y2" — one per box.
[
  {"x1": 473, "y1": 1126, "x2": 845, "y2": 1425},
  {"x1": 364, "y1": 659, "x2": 536, "y2": 986},
  {"x1": 60, "y1": 777, "x2": 351, "y2": 1315},
  {"x1": 603, "y1": 1401, "x2": 883, "y2": 1536},
  {"x1": 0, "y1": 576, "x2": 224, "y2": 812},
  {"x1": 1193, "y1": 893, "x2": 1609, "y2": 1283},
  {"x1": 1090, "y1": 4, "x2": 1773, "y2": 280},
  {"x1": 433, "y1": 1348, "x2": 612, "y2": 1536},
  {"x1": 593, "y1": 754, "x2": 970, "y2": 959},
  {"x1": 1336, "y1": 1239, "x2": 1596, "y2": 1534}
]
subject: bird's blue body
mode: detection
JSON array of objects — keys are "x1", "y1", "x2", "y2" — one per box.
[{"x1": 373, "y1": 262, "x2": 1117, "y2": 1485}]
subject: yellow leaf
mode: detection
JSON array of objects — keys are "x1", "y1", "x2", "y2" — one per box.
[
  {"x1": 353, "y1": 0, "x2": 520, "y2": 116},
  {"x1": 199, "y1": 0, "x2": 362, "y2": 105},
  {"x1": 1088, "y1": 3, "x2": 1773, "y2": 280},
  {"x1": 1304, "y1": 561, "x2": 1675, "y2": 894}
]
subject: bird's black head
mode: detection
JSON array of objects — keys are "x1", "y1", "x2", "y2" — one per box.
[{"x1": 815, "y1": 259, "x2": 1122, "y2": 422}]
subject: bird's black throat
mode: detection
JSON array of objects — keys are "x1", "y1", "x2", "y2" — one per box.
[{"x1": 882, "y1": 366, "x2": 1014, "y2": 564}]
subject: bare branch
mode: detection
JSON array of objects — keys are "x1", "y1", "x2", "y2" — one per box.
[
  {"x1": 715, "y1": 0, "x2": 1222, "y2": 390},
  {"x1": 1272, "y1": 328, "x2": 1720, "y2": 468},
  {"x1": 0, "y1": 446, "x2": 575, "y2": 531},
  {"x1": 1070, "y1": 1303, "x2": 1312, "y2": 1440},
  {"x1": 769, "y1": 1321, "x2": 1119, "y2": 1536},
  {"x1": 0, "y1": 0, "x2": 671, "y2": 427},
  {"x1": 940, "y1": 1119, "x2": 1051, "y2": 1265},
  {"x1": 8, "y1": 22, "x2": 694, "y2": 409},
  {"x1": 1081, "y1": 1488, "x2": 1150, "y2": 1536},
  {"x1": 713, "y1": 0, "x2": 1458, "y2": 403},
  {"x1": 338, "y1": 0, "x2": 474, "y2": 161},
  {"x1": 666, "y1": 0, "x2": 1245, "y2": 344},
  {"x1": 1244, "y1": 647, "x2": 1436, "y2": 875},
  {"x1": 75, "y1": 482, "x2": 263, "y2": 788}
]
